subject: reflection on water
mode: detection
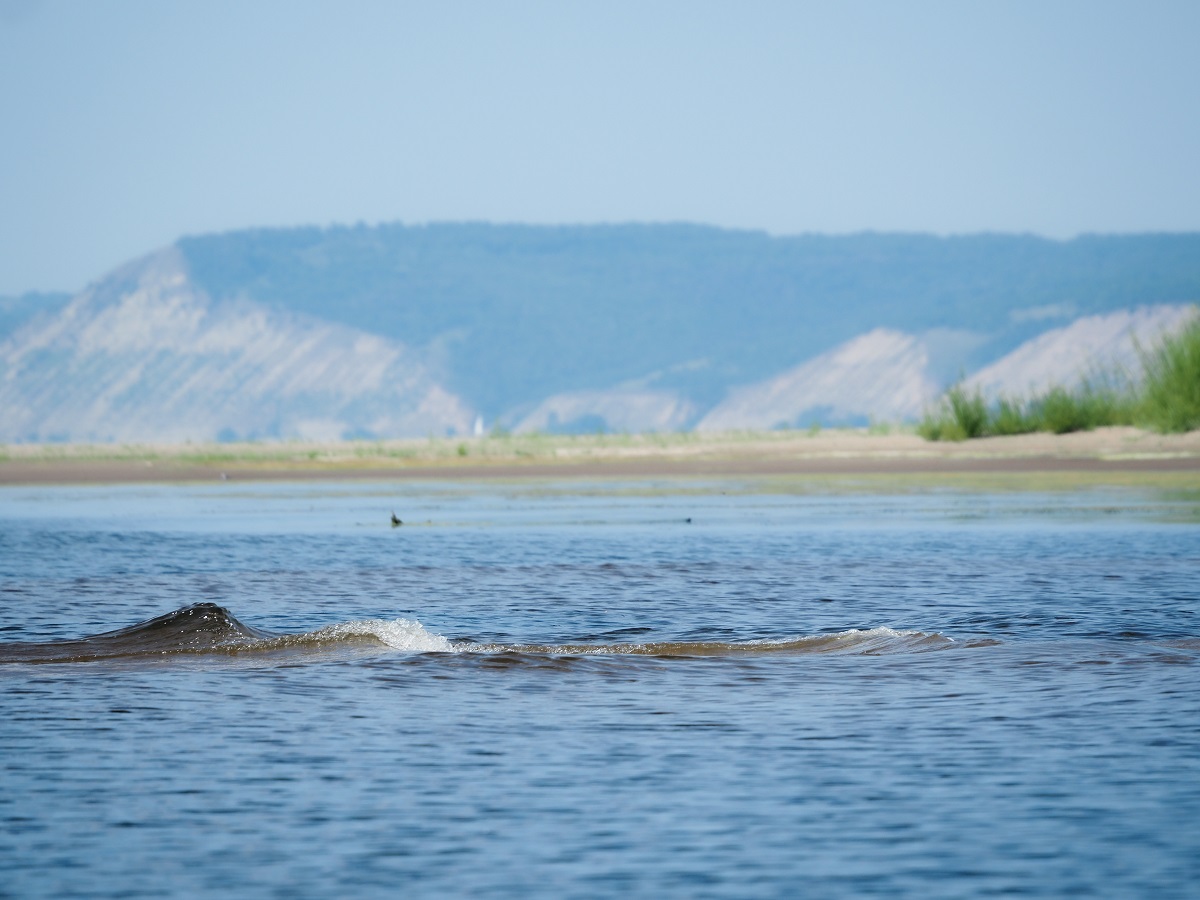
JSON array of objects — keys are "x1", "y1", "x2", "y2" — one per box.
[{"x1": 1, "y1": 481, "x2": 1198, "y2": 897}]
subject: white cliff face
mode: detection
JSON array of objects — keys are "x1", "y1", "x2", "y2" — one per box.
[
  {"x1": 0, "y1": 249, "x2": 474, "y2": 443},
  {"x1": 696, "y1": 329, "x2": 940, "y2": 430},
  {"x1": 513, "y1": 389, "x2": 696, "y2": 434},
  {"x1": 963, "y1": 305, "x2": 1197, "y2": 400}
]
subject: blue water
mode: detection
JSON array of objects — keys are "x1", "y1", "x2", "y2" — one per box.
[{"x1": 1, "y1": 480, "x2": 1198, "y2": 897}]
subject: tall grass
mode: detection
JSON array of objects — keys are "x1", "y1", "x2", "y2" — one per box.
[
  {"x1": 916, "y1": 386, "x2": 986, "y2": 441},
  {"x1": 920, "y1": 381, "x2": 1141, "y2": 441},
  {"x1": 1033, "y1": 383, "x2": 1136, "y2": 434},
  {"x1": 1138, "y1": 314, "x2": 1200, "y2": 432},
  {"x1": 921, "y1": 313, "x2": 1200, "y2": 440}
]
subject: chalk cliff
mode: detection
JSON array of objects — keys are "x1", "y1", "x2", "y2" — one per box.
[{"x1": 0, "y1": 249, "x2": 473, "y2": 443}]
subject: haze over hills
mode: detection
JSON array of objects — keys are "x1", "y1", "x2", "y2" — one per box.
[{"x1": 2, "y1": 223, "x2": 1199, "y2": 443}]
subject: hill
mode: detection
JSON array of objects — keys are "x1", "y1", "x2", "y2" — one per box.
[
  {"x1": 0, "y1": 250, "x2": 470, "y2": 443},
  {"x1": 2, "y1": 224, "x2": 1199, "y2": 443},
  {"x1": 178, "y1": 224, "x2": 1200, "y2": 420}
]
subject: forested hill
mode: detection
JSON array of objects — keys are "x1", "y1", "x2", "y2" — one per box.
[{"x1": 177, "y1": 225, "x2": 1200, "y2": 415}]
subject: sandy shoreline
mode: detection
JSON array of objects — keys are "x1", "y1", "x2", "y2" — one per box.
[{"x1": 3, "y1": 427, "x2": 1199, "y2": 486}]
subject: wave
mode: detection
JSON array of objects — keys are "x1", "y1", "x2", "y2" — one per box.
[
  {"x1": 480, "y1": 628, "x2": 955, "y2": 657},
  {"x1": 0, "y1": 603, "x2": 452, "y2": 664},
  {"x1": 0, "y1": 603, "x2": 953, "y2": 665}
]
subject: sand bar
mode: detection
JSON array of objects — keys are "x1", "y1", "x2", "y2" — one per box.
[{"x1": 2, "y1": 427, "x2": 1199, "y2": 487}]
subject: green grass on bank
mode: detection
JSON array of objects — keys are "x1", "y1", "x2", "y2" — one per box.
[
  {"x1": 919, "y1": 382, "x2": 1137, "y2": 441},
  {"x1": 920, "y1": 313, "x2": 1200, "y2": 441},
  {"x1": 1139, "y1": 313, "x2": 1200, "y2": 433}
]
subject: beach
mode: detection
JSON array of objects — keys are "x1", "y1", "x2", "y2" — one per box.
[{"x1": 3, "y1": 426, "x2": 1199, "y2": 485}]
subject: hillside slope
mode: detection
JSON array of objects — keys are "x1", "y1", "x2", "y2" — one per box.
[
  {"x1": 964, "y1": 305, "x2": 1197, "y2": 399},
  {"x1": 0, "y1": 249, "x2": 472, "y2": 443},
  {"x1": 697, "y1": 329, "x2": 940, "y2": 430}
]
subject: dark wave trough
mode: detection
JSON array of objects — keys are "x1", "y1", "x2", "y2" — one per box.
[{"x1": 0, "y1": 603, "x2": 273, "y2": 664}]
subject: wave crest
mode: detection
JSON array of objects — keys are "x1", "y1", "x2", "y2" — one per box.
[{"x1": 262, "y1": 619, "x2": 455, "y2": 654}]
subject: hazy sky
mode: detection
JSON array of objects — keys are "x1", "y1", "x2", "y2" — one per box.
[{"x1": 2, "y1": 0, "x2": 1198, "y2": 294}]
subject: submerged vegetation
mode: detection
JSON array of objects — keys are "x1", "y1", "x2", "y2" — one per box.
[{"x1": 920, "y1": 315, "x2": 1200, "y2": 440}]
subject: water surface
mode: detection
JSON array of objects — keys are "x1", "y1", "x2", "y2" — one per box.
[{"x1": 1, "y1": 480, "x2": 1198, "y2": 897}]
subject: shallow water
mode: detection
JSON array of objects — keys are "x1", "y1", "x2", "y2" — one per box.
[{"x1": 1, "y1": 480, "x2": 1198, "y2": 897}]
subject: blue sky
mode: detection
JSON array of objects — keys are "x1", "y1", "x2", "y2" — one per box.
[{"x1": 2, "y1": 0, "x2": 1198, "y2": 294}]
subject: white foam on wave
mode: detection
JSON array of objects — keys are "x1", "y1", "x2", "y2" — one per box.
[{"x1": 304, "y1": 619, "x2": 455, "y2": 653}]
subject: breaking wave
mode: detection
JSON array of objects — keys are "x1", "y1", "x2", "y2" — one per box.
[{"x1": 0, "y1": 603, "x2": 955, "y2": 665}]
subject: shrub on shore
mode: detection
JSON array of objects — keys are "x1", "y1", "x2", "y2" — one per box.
[{"x1": 919, "y1": 314, "x2": 1200, "y2": 441}]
